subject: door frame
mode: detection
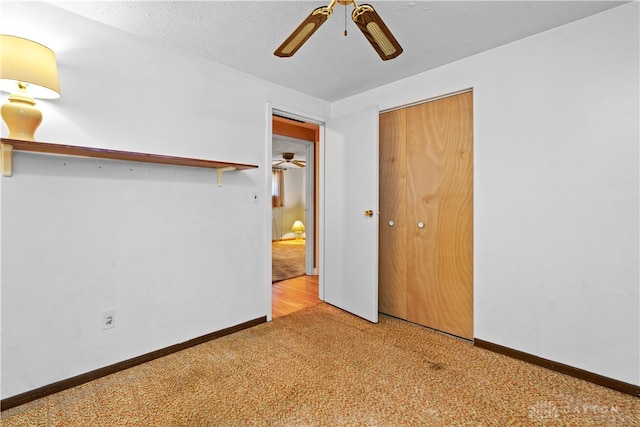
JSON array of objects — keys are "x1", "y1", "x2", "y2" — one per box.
[
  {"x1": 304, "y1": 141, "x2": 315, "y2": 275},
  {"x1": 265, "y1": 102, "x2": 326, "y2": 320}
]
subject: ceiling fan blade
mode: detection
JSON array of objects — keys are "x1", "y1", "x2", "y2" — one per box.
[
  {"x1": 352, "y1": 4, "x2": 403, "y2": 61},
  {"x1": 274, "y1": 6, "x2": 332, "y2": 57},
  {"x1": 273, "y1": 160, "x2": 285, "y2": 166},
  {"x1": 292, "y1": 160, "x2": 306, "y2": 168}
]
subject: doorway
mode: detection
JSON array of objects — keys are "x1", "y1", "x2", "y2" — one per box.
[
  {"x1": 271, "y1": 113, "x2": 321, "y2": 318},
  {"x1": 268, "y1": 105, "x2": 380, "y2": 324}
]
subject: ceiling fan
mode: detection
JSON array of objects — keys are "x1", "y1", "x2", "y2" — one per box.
[
  {"x1": 274, "y1": 0, "x2": 403, "y2": 61},
  {"x1": 273, "y1": 152, "x2": 306, "y2": 168}
]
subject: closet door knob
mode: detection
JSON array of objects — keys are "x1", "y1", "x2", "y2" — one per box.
[
  {"x1": 388, "y1": 220, "x2": 395, "y2": 227},
  {"x1": 417, "y1": 221, "x2": 425, "y2": 228}
]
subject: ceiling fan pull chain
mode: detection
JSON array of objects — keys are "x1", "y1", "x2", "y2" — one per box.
[{"x1": 344, "y1": 3, "x2": 348, "y2": 36}]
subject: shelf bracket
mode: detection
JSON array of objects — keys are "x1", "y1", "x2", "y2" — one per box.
[
  {"x1": 1, "y1": 143, "x2": 13, "y2": 177},
  {"x1": 217, "y1": 166, "x2": 236, "y2": 187}
]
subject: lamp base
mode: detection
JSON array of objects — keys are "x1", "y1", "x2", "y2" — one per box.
[{"x1": 1, "y1": 86, "x2": 42, "y2": 142}]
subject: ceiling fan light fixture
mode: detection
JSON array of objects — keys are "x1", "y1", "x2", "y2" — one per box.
[
  {"x1": 273, "y1": 152, "x2": 306, "y2": 168},
  {"x1": 275, "y1": 0, "x2": 402, "y2": 60},
  {"x1": 282, "y1": 152, "x2": 295, "y2": 161},
  {"x1": 352, "y1": 5, "x2": 403, "y2": 60}
]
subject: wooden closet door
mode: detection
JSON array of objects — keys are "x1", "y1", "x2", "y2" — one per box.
[
  {"x1": 407, "y1": 92, "x2": 474, "y2": 339},
  {"x1": 379, "y1": 92, "x2": 473, "y2": 340},
  {"x1": 405, "y1": 102, "x2": 440, "y2": 330},
  {"x1": 378, "y1": 109, "x2": 407, "y2": 318},
  {"x1": 437, "y1": 92, "x2": 473, "y2": 339}
]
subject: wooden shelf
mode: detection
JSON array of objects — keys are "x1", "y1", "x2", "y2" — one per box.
[{"x1": 0, "y1": 138, "x2": 258, "y2": 186}]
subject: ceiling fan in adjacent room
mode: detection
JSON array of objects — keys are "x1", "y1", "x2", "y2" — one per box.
[
  {"x1": 273, "y1": 152, "x2": 306, "y2": 168},
  {"x1": 274, "y1": 0, "x2": 403, "y2": 61}
]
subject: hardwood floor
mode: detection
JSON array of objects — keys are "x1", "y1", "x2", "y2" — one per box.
[{"x1": 272, "y1": 275, "x2": 321, "y2": 318}]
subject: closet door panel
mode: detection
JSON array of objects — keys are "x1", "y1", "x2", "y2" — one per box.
[
  {"x1": 405, "y1": 103, "x2": 439, "y2": 329},
  {"x1": 435, "y1": 92, "x2": 474, "y2": 340},
  {"x1": 378, "y1": 110, "x2": 407, "y2": 318},
  {"x1": 378, "y1": 91, "x2": 473, "y2": 339}
]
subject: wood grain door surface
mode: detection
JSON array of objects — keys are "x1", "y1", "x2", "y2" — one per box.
[{"x1": 379, "y1": 91, "x2": 473, "y2": 339}]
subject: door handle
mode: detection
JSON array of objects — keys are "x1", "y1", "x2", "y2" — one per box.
[
  {"x1": 417, "y1": 221, "x2": 425, "y2": 228},
  {"x1": 388, "y1": 220, "x2": 395, "y2": 227},
  {"x1": 364, "y1": 209, "x2": 374, "y2": 217}
]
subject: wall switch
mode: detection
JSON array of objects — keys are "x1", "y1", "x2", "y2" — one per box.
[
  {"x1": 102, "y1": 310, "x2": 115, "y2": 330},
  {"x1": 251, "y1": 192, "x2": 259, "y2": 204}
]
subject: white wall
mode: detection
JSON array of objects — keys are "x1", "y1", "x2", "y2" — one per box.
[
  {"x1": 333, "y1": 3, "x2": 639, "y2": 385},
  {"x1": 0, "y1": 2, "x2": 330, "y2": 399},
  {"x1": 272, "y1": 168, "x2": 306, "y2": 240}
]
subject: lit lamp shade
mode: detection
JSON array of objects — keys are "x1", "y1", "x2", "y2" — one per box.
[
  {"x1": 0, "y1": 35, "x2": 60, "y2": 141},
  {"x1": 291, "y1": 220, "x2": 305, "y2": 240}
]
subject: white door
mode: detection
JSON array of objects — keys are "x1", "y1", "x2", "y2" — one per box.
[{"x1": 321, "y1": 106, "x2": 379, "y2": 323}]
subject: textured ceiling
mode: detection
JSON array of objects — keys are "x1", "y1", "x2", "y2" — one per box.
[{"x1": 47, "y1": 1, "x2": 627, "y2": 102}]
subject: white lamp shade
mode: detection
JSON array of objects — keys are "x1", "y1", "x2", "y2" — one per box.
[
  {"x1": 0, "y1": 35, "x2": 60, "y2": 99},
  {"x1": 291, "y1": 220, "x2": 305, "y2": 233}
]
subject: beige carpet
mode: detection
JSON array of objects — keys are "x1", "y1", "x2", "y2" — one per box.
[
  {"x1": 3, "y1": 303, "x2": 638, "y2": 426},
  {"x1": 272, "y1": 240, "x2": 306, "y2": 282}
]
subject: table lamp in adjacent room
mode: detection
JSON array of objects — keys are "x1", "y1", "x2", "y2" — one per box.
[
  {"x1": 0, "y1": 35, "x2": 61, "y2": 141},
  {"x1": 291, "y1": 220, "x2": 305, "y2": 241}
]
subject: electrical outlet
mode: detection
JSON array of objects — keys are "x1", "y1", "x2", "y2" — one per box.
[
  {"x1": 102, "y1": 310, "x2": 115, "y2": 330},
  {"x1": 251, "y1": 192, "x2": 259, "y2": 204}
]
